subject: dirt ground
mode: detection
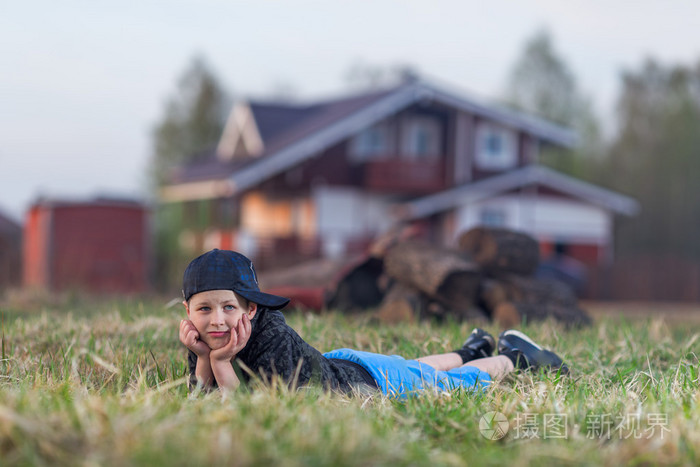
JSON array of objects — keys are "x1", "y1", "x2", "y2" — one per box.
[{"x1": 582, "y1": 300, "x2": 700, "y2": 325}]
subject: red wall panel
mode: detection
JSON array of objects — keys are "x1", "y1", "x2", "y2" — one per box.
[
  {"x1": 23, "y1": 202, "x2": 149, "y2": 294},
  {"x1": 23, "y1": 206, "x2": 50, "y2": 288}
]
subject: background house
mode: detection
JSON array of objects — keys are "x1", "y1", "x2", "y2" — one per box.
[
  {"x1": 23, "y1": 198, "x2": 150, "y2": 294},
  {"x1": 0, "y1": 209, "x2": 22, "y2": 292},
  {"x1": 161, "y1": 78, "x2": 638, "y2": 272}
]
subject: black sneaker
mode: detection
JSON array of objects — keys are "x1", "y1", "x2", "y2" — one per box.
[
  {"x1": 461, "y1": 328, "x2": 496, "y2": 359},
  {"x1": 498, "y1": 330, "x2": 569, "y2": 374}
]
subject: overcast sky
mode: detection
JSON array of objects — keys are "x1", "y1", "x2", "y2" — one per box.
[{"x1": 1, "y1": 0, "x2": 699, "y2": 221}]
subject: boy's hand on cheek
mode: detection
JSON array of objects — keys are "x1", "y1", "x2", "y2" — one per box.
[
  {"x1": 179, "y1": 319, "x2": 211, "y2": 358},
  {"x1": 210, "y1": 313, "x2": 252, "y2": 363}
]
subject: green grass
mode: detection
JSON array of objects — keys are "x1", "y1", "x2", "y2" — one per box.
[{"x1": 1, "y1": 297, "x2": 699, "y2": 466}]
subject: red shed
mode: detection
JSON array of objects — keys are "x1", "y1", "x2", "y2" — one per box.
[{"x1": 23, "y1": 198, "x2": 150, "y2": 294}]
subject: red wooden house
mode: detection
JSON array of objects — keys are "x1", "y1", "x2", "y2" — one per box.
[
  {"x1": 23, "y1": 198, "x2": 150, "y2": 294},
  {"x1": 161, "y1": 78, "x2": 638, "y2": 269}
]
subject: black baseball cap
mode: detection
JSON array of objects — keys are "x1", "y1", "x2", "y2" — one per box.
[{"x1": 182, "y1": 249, "x2": 290, "y2": 309}]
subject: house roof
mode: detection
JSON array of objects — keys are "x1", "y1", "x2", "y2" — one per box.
[
  {"x1": 165, "y1": 79, "x2": 577, "y2": 199},
  {"x1": 249, "y1": 88, "x2": 396, "y2": 153},
  {"x1": 404, "y1": 165, "x2": 640, "y2": 218},
  {"x1": 168, "y1": 89, "x2": 395, "y2": 186},
  {"x1": 249, "y1": 102, "x2": 315, "y2": 144},
  {"x1": 30, "y1": 196, "x2": 147, "y2": 211},
  {"x1": 228, "y1": 80, "x2": 576, "y2": 194}
]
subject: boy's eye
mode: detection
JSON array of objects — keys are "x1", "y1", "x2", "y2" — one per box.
[
  {"x1": 198, "y1": 306, "x2": 211, "y2": 312},
  {"x1": 224, "y1": 305, "x2": 235, "y2": 311}
]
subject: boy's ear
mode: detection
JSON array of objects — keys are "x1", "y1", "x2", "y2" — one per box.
[
  {"x1": 248, "y1": 301, "x2": 258, "y2": 319},
  {"x1": 183, "y1": 300, "x2": 191, "y2": 317}
]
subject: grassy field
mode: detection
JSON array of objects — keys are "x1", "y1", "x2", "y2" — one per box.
[{"x1": 1, "y1": 296, "x2": 699, "y2": 466}]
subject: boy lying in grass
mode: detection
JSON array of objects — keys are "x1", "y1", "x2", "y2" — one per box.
[{"x1": 179, "y1": 249, "x2": 568, "y2": 396}]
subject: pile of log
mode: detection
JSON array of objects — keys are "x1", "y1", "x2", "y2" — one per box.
[
  {"x1": 458, "y1": 227, "x2": 591, "y2": 328},
  {"x1": 378, "y1": 240, "x2": 486, "y2": 323},
  {"x1": 372, "y1": 226, "x2": 591, "y2": 327},
  {"x1": 260, "y1": 226, "x2": 591, "y2": 328},
  {"x1": 458, "y1": 226, "x2": 540, "y2": 276}
]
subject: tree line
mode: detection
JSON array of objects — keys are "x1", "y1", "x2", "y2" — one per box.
[{"x1": 505, "y1": 30, "x2": 700, "y2": 262}]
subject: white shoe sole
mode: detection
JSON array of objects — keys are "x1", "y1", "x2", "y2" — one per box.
[{"x1": 500, "y1": 330, "x2": 542, "y2": 350}]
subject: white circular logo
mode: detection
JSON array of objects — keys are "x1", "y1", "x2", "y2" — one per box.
[{"x1": 479, "y1": 411, "x2": 509, "y2": 440}]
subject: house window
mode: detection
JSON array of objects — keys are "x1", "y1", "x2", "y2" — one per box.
[
  {"x1": 475, "y1": 122, "x2": 518, "y2": 170},
  {"x1": 401, "y1": 116, "x2": 441, "y2": 159},
  {"x1": 486, "y1": 132, "x2": 502, "y2": 154},
  {"x1": 349, "y1": 123, "x2": 393, "y2": 161},
  {"x1": 480, "y1": 207, "x2": 506, "y2": 227},
  {"x1": 415, "y1": 128, "x2": 430, "y2": 155}
]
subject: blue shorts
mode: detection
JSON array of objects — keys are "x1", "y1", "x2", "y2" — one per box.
[{"x1": 323, "y1": 348, "x2": 491, "y2": 397}]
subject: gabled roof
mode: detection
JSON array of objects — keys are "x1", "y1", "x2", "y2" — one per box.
[
  {"x1": 165, "y1": 88, "x2": 397, "y2": 196},
  {"x1": 227, "y1": 80, "x2": 576, "y2": 194},
  {"x1": 218, "y1": 87, "x2": 397, "y2": 160},
  {"x1": 249, "y1": 88, "x2": 396, "y2": 152},
  {"x1": 404, "y1": 165, "x2": 640, "y2": 218},
  {"x1": 250, "y1": 103, "x2": 316, "y2": 144},
  {"x1": 164, "y1": 79, "x2": 577, "y2": 199}
]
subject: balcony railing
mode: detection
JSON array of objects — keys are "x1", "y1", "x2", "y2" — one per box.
[{"x1": 363, "y1": 158, "x2": 446, "y2": 194}]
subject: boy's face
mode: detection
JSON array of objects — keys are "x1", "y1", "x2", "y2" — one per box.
[{"x1": 184, "y1": 289, "x2": 257, "y2": 351}]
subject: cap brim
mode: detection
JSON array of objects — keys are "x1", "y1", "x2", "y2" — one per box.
[{"x1": 235, "y1": 289, "x2": 290, "y2": 310}]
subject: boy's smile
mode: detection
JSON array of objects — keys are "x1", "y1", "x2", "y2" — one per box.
[
  {"x1": 208, "y1": 331, "x2": 229, "y2": 338},
  {"x1": 185, "y1": 289, "x2": 257, "y2": 351}
]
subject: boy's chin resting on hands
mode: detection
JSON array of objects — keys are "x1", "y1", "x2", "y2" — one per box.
[
  {"x1": 180, "y1": 288, "x2": 257, "y2": 391},
  {"x1": 179, "y1": 319, "x2": 211, "y2": 358}
]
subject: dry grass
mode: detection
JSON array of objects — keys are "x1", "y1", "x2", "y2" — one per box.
[{"x1": 1, "y1": 297, "x2": 699, "y2": 465}]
